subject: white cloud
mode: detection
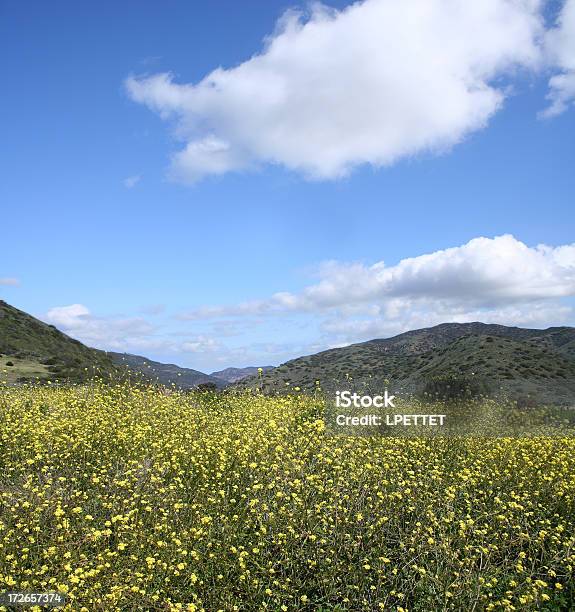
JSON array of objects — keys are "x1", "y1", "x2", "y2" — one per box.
[
  {"x1": 181, "y1": 235, "x2": 575, "y2": 318},
  {"x1": 45, "y1": 303, "x2": 91, "y2": 328},
  {"x1": 126, "y1": 0, "x2": 546, "y2": 182},
  {"x1": 40, "y1": 234, "x2": 575, "y2": 368},
  {"x1": 181, "y1": 336, "x2": 221, "y2": 353},
  {"x1": 123, "y1": 175, "x2": 141, "y2": 188},
  {"x1": 176, "y1": 234, "x2": 575, "y2": 355},
  {"x1": 321, "y1": 300, "x2": 573, "y2": 342},
  {"x1": 44, "y1": 304, "x2": 156, "y2": 350},
  {"x1": 541, "y1": 0, "x2": 575, "y2": 117},
  {"x1": 43, "y1": 304, "x2": 225, "y2": 358},
  {"x1": 0, "y1": 277, "x2": 19, "y2": 287}
]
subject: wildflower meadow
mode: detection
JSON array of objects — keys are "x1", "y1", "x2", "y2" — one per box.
[{"x1": 1, "y1": 382, "x2": 574, "y2": 610}]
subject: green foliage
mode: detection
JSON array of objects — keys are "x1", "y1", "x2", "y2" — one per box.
[
  {"x1": 196, "y1": 381, "x2": 219, "y2": 393},
  {"x1": 239, "y1": 324, "x2": 575, "y2": 406},
  {"x1": 419, "y1": 374, "x2": 491, "y2": 403},
  {"x1": 108, "y1": 352, "x2": 224, "y2": 390}
]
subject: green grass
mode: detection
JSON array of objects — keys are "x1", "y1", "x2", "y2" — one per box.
[
  {"x1": 0, "y1": 300, "x2": 117, "y2": 383},
  {"x1": 0, "y1": 355, "x2": 51, "y2": 384}
]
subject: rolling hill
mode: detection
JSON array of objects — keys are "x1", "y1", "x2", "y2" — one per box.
[
  {"x1": 210, "y1": 365, "x2": 274, "y2": 384},
  {"x1": 108, "y1": 352, "x2": 224, "y2": 389},
  {"x1": 238, "y1": 322, "x2": 575, "y2": 405},
  {"x1": 0, "y1": 300, "x2": 117, "y2": 383}
]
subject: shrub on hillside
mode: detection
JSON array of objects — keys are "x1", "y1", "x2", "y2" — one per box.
[
  {"x1": 419, "y1": 374, "x2": 490, "y2": 403},
  {"x1": 196, "y1": 382, "x2": 218, "y2": 393}
]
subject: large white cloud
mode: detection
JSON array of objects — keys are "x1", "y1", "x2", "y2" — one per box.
[
  {"x1": 42, "y1": 235, "x2": 575, "y2": 366},
  {"x1": 179, "y1": 235, "x2": 575, "y2": 345},
  {"x1": 542, "y1": 0, "x2": 575, "y2": 117},
  {"x1": 126, "y1": 0, "x2": 548, "y2": 182},
  {"x1": 180, "y1": 235, "x2": 575, "y2": 318}
]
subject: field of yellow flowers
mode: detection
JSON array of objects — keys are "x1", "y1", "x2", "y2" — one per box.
[{"x1": 1, "y1": 382, "x2": 574, "y2": 611}]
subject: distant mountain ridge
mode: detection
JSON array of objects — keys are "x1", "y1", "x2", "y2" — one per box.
[
  {"x1": 211, "y1": 365, "x2": 274, "y2": 384},
  {"x1": 239, "y1": 322, "x2": 575, "y2": 405},
  {"x1": 0, "y1": 300, "x2": 269, "y2": 389},
  {"x1": 108, "y1": 352, "x2": 225, "y2": 389}
]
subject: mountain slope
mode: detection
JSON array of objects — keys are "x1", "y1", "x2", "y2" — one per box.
[
  {"x1": 210, "y1": 366, "x2": 274, "y2": 384},
  {"x1": 109, "y1": 352, "x2": 225, "y2": 389},
  {"x1": 239, "y1": 322, "x2": 575, "y2": 405},
  {"x1": 0, "y1": 300, "x2": 117, "y2": 382}
]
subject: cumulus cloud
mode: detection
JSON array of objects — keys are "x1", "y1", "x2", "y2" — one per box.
[
  {"x1": 41, "y1": 233, "x2": 575, "y2": 367},
  {"x1": 180, "y1": 235, "x2": 575, "y2": 319},
  {"x1": 176, "y1": 234, "x2": 575, "y2": 349},
  {"x1": 126, "y1": 0, "x2": 547, "y2": 182},
  {"x1": 542, "y1": 0, "x2": 575, "y2": 117},
  {"x1": 0, "y1": 277, "x2": 19, "y2": 287}
]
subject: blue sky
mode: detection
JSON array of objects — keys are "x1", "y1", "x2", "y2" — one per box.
[{"x1": 1, "y1": 0, "x2": 574, "y2": 372}]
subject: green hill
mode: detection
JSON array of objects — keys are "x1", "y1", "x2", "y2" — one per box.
[
  {"x1": 0, "y1": 300, "x2": 117, "y2": 383},
  {"x1": 239, "y1": 322, "x2": 575, "y2": 405},
  {"x1": 108, "y1": 352, "x2": 224, "y2": 389},
  {"x1": 210, "y1": 366, "x2": 274, "y2": 384}
]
